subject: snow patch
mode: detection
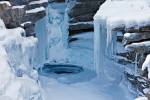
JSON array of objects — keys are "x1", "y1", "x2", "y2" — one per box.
[
  {"x1": 12, "y1": 5, "x2": 25, "y2": 9},
  {"x1": 29, "y1": 0, "x2": 48, "y2": 5},
  {"x1": 26, "y1": 7, "x2": 45, "y2": 14},
  {"x1": 135, "y1": 97, "x2": 148, "y2": 100}
]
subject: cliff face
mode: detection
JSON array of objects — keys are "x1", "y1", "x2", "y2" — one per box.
[
  {"x1": 0, "y1": 0, "x2": 106, "y2": 35},
  {"x1": 0, "y1": 0, "x2": 48, "y2": 36},
  {"x1": 67, "y1": 0, "x2": 105, "y2": 34}
]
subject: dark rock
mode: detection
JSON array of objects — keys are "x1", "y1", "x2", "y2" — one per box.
[
  {"x1": 69, "y1": 22, "x2": 93, "y2": 32},
  {"x1": 67, "y1": 0, "x2": 106, "y2": 33},
  {"x1": 0, "y1": 7, "x2": 26, "y2": 28},
  {"x1": 0, "y1": 0, "x2": 48, "y2": 36},
  {"x1": 0, "y1": 1, "x2": 10, "y2": 13},
  {"x1": 125, "y1": 72, "x2": 150, "y2": 94}
]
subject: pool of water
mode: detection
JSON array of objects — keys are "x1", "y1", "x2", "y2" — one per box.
[{"x1": 38, "y1": 63, "x2": 96, "y2": 84}]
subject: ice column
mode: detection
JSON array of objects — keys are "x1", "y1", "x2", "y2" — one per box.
[
  {"x1": 94, "y1": 19, "x2": 117, "y2": 76},
  {"x1": 35, "y1": 16, "x2": 48, "y2": 67},
  {"x1": 46, "y1": 5, "x2": 69, "y2": 63},
  {"x1": 106, "y1": 27, "x2": 117, "y2": 59},
  {"x1": 94, "y1": 19, "x2": 107, "y2": 76}
]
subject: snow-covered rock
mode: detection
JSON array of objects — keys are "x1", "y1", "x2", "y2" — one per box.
[
  {"x1": 0, "y1": 0, "x2": 48, "y2": 36},
  {"x1": 0, "y1": 18, "x2": 42, "y2": 100},
  {"x1": 0, "y1": 1, "x2": 11, "y2": 13},
  {"x1": 123, "y1": 32, "x2": 150, "y2": 45},
  {"x1": 125, "y1": 41, "x2": 150, "y2": 53},
  {"x1": 94, "y1": 0, "x2": 150, "y2": 94}
]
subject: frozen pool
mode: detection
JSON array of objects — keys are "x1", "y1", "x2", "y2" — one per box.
[{"x1": 39, "y1": 63, "x2": 96, "y2": 84}]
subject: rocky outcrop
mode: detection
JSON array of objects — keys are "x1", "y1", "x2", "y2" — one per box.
[
  {"x1": 0, "y1": 0, "x2": 48, "y2": 36},
  {"x1": 67, "y1": 0, "x2": 105, "y2": 34},
  {"x1": 116, "y1": 25, "x2": 150, "y2": 96}
]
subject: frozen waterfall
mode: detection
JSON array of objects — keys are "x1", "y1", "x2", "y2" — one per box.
[
  {"x1": 93, "y1": 0, "x2": 119, "y2": 76},
  {"x1": 94, "y1": 19, "x2": 107, "y2": 76},
  {"x1": 46, "y1": 4, "x2": 69, "y2": 63},
  {"x1": 35, "y1": 3, "x2": 69, "y2": 67},
  {"x1": 93, "y1": 18, "x2": 117, "y2": 76}
]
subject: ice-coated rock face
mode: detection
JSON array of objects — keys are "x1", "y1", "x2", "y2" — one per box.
[{"x1": 0, "y1": 19, "x2": 42, "y2": 100}]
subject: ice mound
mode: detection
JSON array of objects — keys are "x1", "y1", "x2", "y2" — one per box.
[{"x1": 0, "y1": 18, "x2": 42, "y2": 100}]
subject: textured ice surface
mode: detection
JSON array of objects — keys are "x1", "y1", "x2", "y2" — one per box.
[{"x1": 0, "y1": 19, "x2": 41, "y2": 100}]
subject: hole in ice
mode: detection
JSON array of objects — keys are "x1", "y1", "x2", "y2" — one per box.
[
  {"x1": 40, "y1": 63, "x2": 83, "y2": 75},
  {"x1": 39, "y1": 63, "x2": 96, "y2": 84}
]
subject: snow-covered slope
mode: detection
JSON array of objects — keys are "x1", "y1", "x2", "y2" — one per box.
[{"x1": 0, "y1": 18, "x2": 42, "y2": 100}]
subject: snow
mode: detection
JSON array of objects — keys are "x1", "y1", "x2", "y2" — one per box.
[
  {"x1": 94, "y1": 0, "x2": 150, "y2": 29},
  {"x1": 123, "y1": 32, "x2": 150, "y2": 45},
  {"x1": 125, "y1": 41, "x2": 150, "y2": 52},
  {"x1": 143, "y1": 88, "x2": 150, "y2": 94},
  {"x1": 123, "y1": 33, "x2": 141, "y2": 45},
  {"x1": 0, "y1": 18, "x2": 41, "y2": 100},
  {"x1": 21, "y1": 21, "x2": 32, "y2": 27},
  {"x1": 142, "y1": 54, "x2": 150, "y2": 79},
  {"x1": 0, "y1": 18, "x2": 6, "y2": 29},
  {"x1": 29, "y1": 0, "x2": 48, "y2": 5},
  {"x1": 12, "y1": 5, "x2": 25, "y2": 9},
  {"x1": 26, "y1": 7, "x2": 45, "y2": 14},
  {"x1": 135, "y1": 97, "x2": 148, "y2": 100},
  {"x1": 94, "y1": 0, "x2": 150, "y2": 76},
  {"x1": 69, "y1": 21, "x2": 93, "y2": 25}
]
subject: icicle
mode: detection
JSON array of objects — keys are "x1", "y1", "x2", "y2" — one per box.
[
  {"x1": 106, "y1": 26, "x2": 117, "y2": 60},
  {"x1": 134, "y1": 53, "x2": 138, "y2": 76},
  {"x1": 34, "y1": 11, "x2": 48, "y2": 68},
  {"x1": 94, "y1": 19, "x2": 107, "y2": 76}
]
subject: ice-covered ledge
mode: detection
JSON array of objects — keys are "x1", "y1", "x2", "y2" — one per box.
[
  {"x1": 0, "y1": 19, "x2": 41, "y2": 100},
  {"x1": 93, "y1": 0, "x2": 150, "y2": 76}
]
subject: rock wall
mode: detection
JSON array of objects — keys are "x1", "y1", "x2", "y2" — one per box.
[
  {"x1": 0, "y1": 0, "x2": 48, "y2": 36},
  {"x1": 67, "y1": 0, "x2": 105, "y2": 34}
]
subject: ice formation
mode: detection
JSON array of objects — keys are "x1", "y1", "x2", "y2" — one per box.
[
  {"x1": 35, "y1": 17, "x2": 48, "y2": 67},
  {"x1": 94, "y1": 0, "x2": 150, "y2": 76},
  {"x1": 0, "y1": 18, "x2": 42, "y2": 100},
  {"x1": 46, "y1": 3, "x2": 69, "y2": 63}
]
